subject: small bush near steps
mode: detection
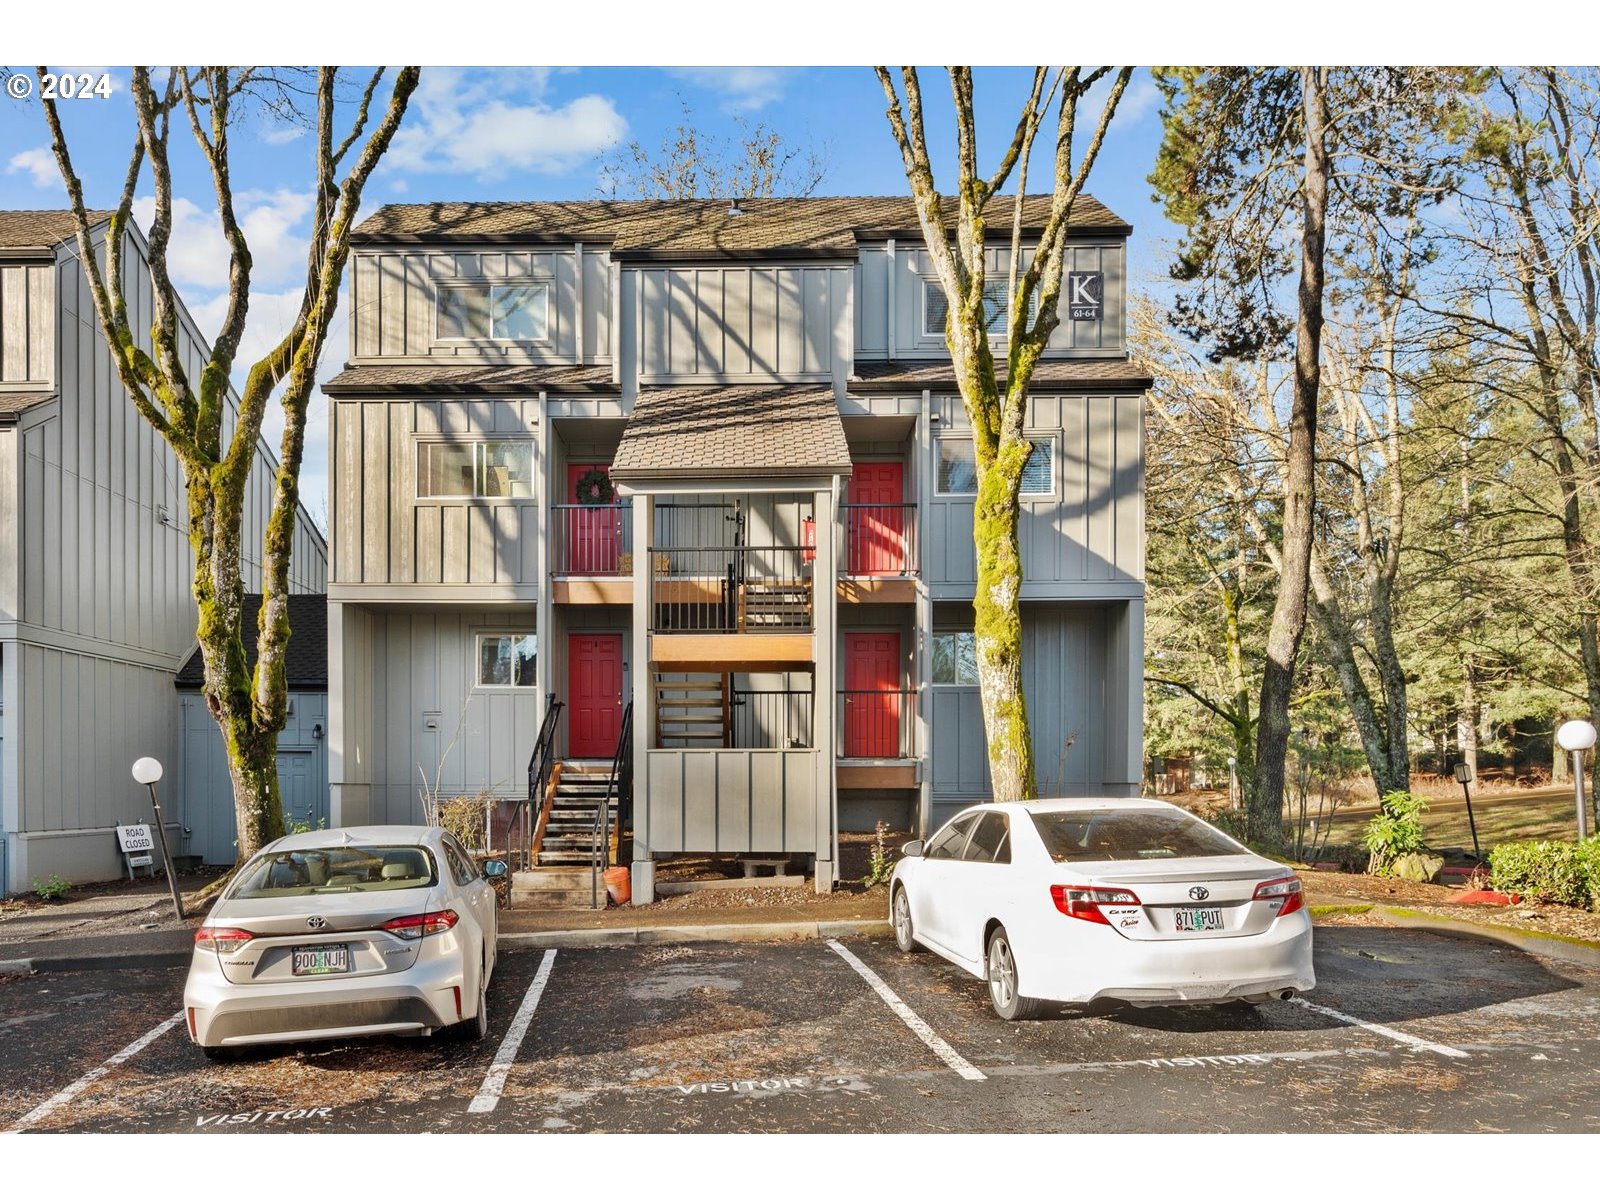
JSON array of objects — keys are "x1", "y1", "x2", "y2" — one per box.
[{"x1": 1489, "y1": 837, "x2": 1600, "y2": 911}]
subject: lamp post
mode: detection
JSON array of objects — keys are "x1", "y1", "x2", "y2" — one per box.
[
  {"x1": 1451, "y1": 761, "x2": 1481, "y2": 861},
  {"x1": 1555, "y1": 720, "x2": 1598, "y2": 841},
  {"x1": 131, "y1": 757, "x2": 184, "y2": 919}
]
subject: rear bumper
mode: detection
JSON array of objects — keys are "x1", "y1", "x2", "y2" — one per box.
[
  {"x1": 1020, "y1": 912, "x2": 1316, "y2": 1005},
  {"x1": 183, "y1": 949, "x2": 465, "y2": 1048}
]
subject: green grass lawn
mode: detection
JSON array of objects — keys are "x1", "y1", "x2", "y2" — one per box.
[{"x1": 1312, "y1": 791, "x2": 1586, "y2": 853}]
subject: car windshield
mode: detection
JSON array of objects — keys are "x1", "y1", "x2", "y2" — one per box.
[
  {"x1": 1029, "y1": 809, "x2": 1245, "y2": 863},
  {"x1": 230, "y1": 845, "x2": 438, "y2": 897}
]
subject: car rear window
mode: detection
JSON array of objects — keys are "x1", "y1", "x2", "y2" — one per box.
[
  {"x1": 1028, "y1": 809, "x2": 1245, "y2": 863},
  {"x1": 230, "y1": 845, "x2": 438, "y2": 897}
]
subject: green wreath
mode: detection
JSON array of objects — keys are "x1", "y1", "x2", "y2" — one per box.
[{"x1": 574, "y1": 467, "x2": 614, "y2": 506}]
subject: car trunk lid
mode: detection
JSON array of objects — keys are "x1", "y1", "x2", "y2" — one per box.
[
  {"x1": 1077, "y1": 856, "x2": 1289, "y2": 941},
  {"x1": 207, "y1": 889, "x2": 438, "y2": 984}
]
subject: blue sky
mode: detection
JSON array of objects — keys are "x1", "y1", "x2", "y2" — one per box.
[{"x1": 1, "y1": 66, "x2": 1175, "y2": 520}]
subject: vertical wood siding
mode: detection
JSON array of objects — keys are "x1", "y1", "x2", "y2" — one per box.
[
  {"x1": 925, "y1": 392, "x2": 1143, "y2": 590},
  {"x1": 331, "y1": 397, "x2": 540, "y2": 588},
  {"x1": 643, "y1": 748, "x2": 818, "y2": 853},
  {"x1": 634, "y1": 265, "x2": 850, "y2": 383}
]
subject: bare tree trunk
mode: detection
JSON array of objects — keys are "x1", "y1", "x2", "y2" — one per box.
[{"x1": 1250, "y1": 67, "x2": 1330, "y2": 842}]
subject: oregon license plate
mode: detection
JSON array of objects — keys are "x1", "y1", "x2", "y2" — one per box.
[
  {"x1": 292, "y1": 944, "x2": 350, "y2": 975},
  {"x1": 1174, "y1": 907, "x2": 1225, "y2": 933}
]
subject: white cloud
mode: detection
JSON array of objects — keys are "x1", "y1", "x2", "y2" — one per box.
[
  {"x1": 385, "y1": 67, "x2": 626, "y2": 179},
  {"x1": 7, "y1": 147, "x2": 61, "y2": 190},
  {"x1": 668, "y1": 67, "x2": 795, "y2": 112},
  {"x1": 262, "y1": 125, "x2": 307, "y2": 146},
  {"x1": 1083, "y1": 68, "x2": 1161, "y2": 127},
  {"x1": 132, "y1": 188, "x2": 313, "y2": 293}
]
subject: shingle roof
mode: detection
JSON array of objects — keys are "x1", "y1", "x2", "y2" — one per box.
[
  {"x1": 850, "y1": 359, "x2": 1152, "y2": 393},
  {"x1": 0, "y1": 391, "x2": 56, "y2": 420},
  {"x1": 350, "y1": 195, "x2": 1131, "y2": 257},
  {"x1": 323, "y1": 363, "x2": 617, "y2": 396},
  {"x1": 175, "y1": 594, "x2": 328, "y2": 691},
  {"x1": 611, "y1": 386, "x2": 853, "y2": 482},
  {"x1": 0, "y1": 209, "x2": 111, "y2": 251}
]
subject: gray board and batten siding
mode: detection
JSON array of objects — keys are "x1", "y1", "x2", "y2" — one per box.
[{"x1": 1, "y1": 218, "x2": 327, "y2": 890}]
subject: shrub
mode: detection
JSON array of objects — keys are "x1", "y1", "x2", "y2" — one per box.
[
  {"x1": 1363, "y1": 791, "x2": 1429, "y2": 875},
  {"x1": 861, "y1": 820, "x2": 894, "y2": 888},
  {"x1": 435, "y1": 792, "x2": 494, "y2": 851},
  {"x1": 1489, "y1": 837, "x2": 1599, "y2": 910},
  {"x1": 33, "y1": 874, "x2": 71, "y2": 901}
]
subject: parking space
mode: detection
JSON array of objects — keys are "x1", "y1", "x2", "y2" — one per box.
[{"x1": 4, "y1": 926, "x2": 1600, "y2": 1133}]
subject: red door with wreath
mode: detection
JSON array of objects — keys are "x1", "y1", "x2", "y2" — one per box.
[
  {"x1": 848, "y1": 463, "x2": 906, "y2": 576},
  {"x1": 567, "y1": 464, "x2": 620, "y2": 574}
]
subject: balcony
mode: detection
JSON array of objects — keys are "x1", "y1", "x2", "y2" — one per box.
[
  {"x1": 648, "y1": 544, "x2": 815, "y2": 671},
  {"x1": 552, "y1": 501, "x2": 632, "y2": 604},
  {"x1": 838, "y1": 687, "x2": 917, "y2": 790},
  {"x1": 840, "y1": 503, "x2": 917, "y2": 604}
]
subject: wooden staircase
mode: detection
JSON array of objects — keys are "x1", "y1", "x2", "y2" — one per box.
[
  {"x1": 655, "y1": 675, "x2": 731, "y2": 747},
  {"x1": 739, "y1": 580, "x2": 812, "y2": 629},
  {"x1": 533, "y1": 764, "x2": 620, "y2": 867}
]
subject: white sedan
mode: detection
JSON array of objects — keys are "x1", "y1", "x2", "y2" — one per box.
[
  {"x1": 889, "y1": 799, "x2": 1315, "y2": 1019},
  {"x1": 184, "y1": 826, "x2": 503, "y2": 1057}
]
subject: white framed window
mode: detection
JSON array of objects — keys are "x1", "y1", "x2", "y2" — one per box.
[
  {"x1": 417, "y1": 440, "x2": 533, "y2": 500},
  {"x1": 436, "y1": 281, "x2": 550, "y2": 342},
  {"x1": 935, "y1": 436, "x2": 1053, "y2": 497},
  {"x1": 932, "y1": 631, "x2": 978, "y2": 686},
  {"x1": 476, "y1": 633, "x2": 537, "y2": 688},
  {"x1": 923, "y1": 278, "x2": 1037, "y2": 339}
]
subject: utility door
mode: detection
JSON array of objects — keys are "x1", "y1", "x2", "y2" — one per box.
[
  {"x1": 277, "y1": 749, "x2": 321, "y2": 831},
  {"x1": 568, "y1": 633, "x2": 624, "y2": 758},
  {"x1": 843, "y1": 631, "x2": 902, "y2": 758},
  {"x1": 566, "y1": 464, "x2": 621, "y2": 574},
  {"x1": 848, "y1": 462, "x2": 906, "y2": 576}
]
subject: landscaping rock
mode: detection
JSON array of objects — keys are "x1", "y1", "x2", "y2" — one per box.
[{"x1": 1391, "y1": 852, "x2": 1446, "y2": 883}]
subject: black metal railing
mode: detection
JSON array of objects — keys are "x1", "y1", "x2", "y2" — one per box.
[
  {"x1": 552, "y1": 502, "x2": 632, "y2": 576},
  {"x1": 730, "y1": 686, "x2": 815, "y2": 749},
  {"x1": 502, "y1": 693, "x2": 562, "y2": 872},
  {"x1": 837, "y1": 688, "x2": 917, "y2": 759},
  {"x1": 842, "y1": 503, "x2": 918, "y2": 577},
  {"x1": 591, "y1": 700, "x2": 634, "y2": 908},
  {"x1": 649, "y1": 546, "x2": 813, "y2": 633}
]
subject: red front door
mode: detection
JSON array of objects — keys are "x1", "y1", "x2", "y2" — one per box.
[
  {"x1": 844, "y1": 631, "x2": 902, "y2": 757},
  {"x1": 568, "y1": 633, "x2": 624, "y2": 758},
  {"x1": 848, "y1": 462, "x2": 906, "y2": 575},
  {"x1": 566, "y1": 464, "x2": 620, "y2": 574}
]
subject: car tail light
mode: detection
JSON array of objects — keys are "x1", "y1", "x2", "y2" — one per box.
[
  {"x1": 382, "y1": 909, "x2": 460, "y2": 940},
  {"x1": 194, "y1": 927, "x2": 254, "y2": 954},
  {"x1": 1050, "y1": 884, "x2": 1141, "y2": 924},
  {"x1": 1253, "y1": 876, "x2": 1305, "y2": 917}
]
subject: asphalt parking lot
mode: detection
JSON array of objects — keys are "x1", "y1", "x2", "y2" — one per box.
[{"x1": 3, "y1": 926, "x2": 1598, "y2": 1133}]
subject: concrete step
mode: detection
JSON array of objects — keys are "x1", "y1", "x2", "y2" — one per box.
[{"x1": 511, "y1": 887, "x2": 604, "y2": 910}]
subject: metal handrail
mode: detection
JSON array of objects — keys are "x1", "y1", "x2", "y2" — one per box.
[
  {"x1": 504, "y1": 692, "x2": 562, "y2": 872},
  {"x1": 591, "y1": 700, "x2": 634, "y2": 909},
  {"x1": 838, "y1": 688, "x2": 917, "y2": 759},
  {"x1": 841, "y1": 503, "x2": 918, "y2": 576},
  {"x1": 551, "y1": 501, "x2": 631, "y2": 576}
]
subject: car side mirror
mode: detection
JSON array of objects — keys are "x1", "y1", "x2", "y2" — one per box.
[
  {"x1": 482, "y1": 859, "x2": 508, "y2": 879},
  {"x1": 901, "y1": 839, "x2": 924, "y2": 858}
]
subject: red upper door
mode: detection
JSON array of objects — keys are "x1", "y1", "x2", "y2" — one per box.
[
  {"x1": 848, "y1": 462, "x2": 906, "y2": 576},
  {"x1": 568, "y1": 633, "x2": 624, "y2": 758},
  {"x1": 843, "y1": 631, "x2": 902, "y2": 758},
  {"x1": 566, "y1": 464, "x2": 621, "y2": 574}
]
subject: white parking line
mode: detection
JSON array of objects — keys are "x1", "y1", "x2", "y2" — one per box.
[
  {"x1": 826, "y1": 940, "x2": 986, "y2": 1082},
  {"x1": 1289, "y1": 996, "x2": 1469, "y2": 1059},
  {"x1": 468, "y1": 949, "x2": 557, "y2": 1114},
  {"x1": 3, "y1": 1010, "x2": 185, "y2": 1134}
]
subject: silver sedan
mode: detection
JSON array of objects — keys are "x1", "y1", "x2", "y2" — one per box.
[{"x1": 183, "y1": 826, "x2": 503, "y2": 1058}]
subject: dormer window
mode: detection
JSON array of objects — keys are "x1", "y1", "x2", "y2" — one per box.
[
  {"x1": 923, "y1": 277, "x2": 1037, "y2": 340},
  {"x1": 437, "y1": 281, "x2": 550, "y2": 342}
]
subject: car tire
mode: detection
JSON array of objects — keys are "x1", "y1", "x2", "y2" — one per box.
[
  {"x1": 456, "y1": 956, "x2": 490, "y2": 1042},
  {"x1": 891, "y1": 885, "x2": 920, "y2": 953},
  {"x1": 986, "y1": 926, "x2": 1044, "y2": 1021}
]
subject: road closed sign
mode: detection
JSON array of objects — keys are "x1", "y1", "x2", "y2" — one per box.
[{"x1": 117, "y1": 824, "x2": 155, "y2": 854}]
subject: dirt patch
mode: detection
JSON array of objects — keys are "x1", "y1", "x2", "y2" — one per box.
[{"x1": 1304, "y1": 869, "x2": 1600, "y2": 945}]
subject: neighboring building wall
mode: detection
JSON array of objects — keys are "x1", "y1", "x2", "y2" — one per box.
[{"x1": 0, "y1": 224, "x2": 328, "y2": 892}]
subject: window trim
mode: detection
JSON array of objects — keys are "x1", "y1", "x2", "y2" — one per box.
[
  {"x1": 933, "y1": 434, "x2": 1055, "y2": 499},
  {"x1": 434, "y1": 279, "x2": 553, "y2": 344},
  {"x1": 935, "y1": 436, "x2": 978, "y2": 497},
  {"x1": 414, "y1": 437, "x2": 535, "y2": 503},
  {"x1": 921, "y1": 277, "x2": 1037, "y2": 342},
  {"x1": 473, "y1": 630, "x2": 538, "y2": 691},
  {"x1": 1020, "y1": 434, "x2": 1056, "y2": 498}
]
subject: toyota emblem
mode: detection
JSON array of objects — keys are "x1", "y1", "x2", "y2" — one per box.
[
  {"x1": 1188, "y1": 886, "x2": 1210, "y2": 901},
  {"x1": 306, "y1": 916, "x2": 328, "y2": 929}
]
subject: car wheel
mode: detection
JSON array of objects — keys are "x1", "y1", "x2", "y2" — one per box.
[
  {"x1": 891, "y1": 885, "x2": 919, "y2": 953},
  {"x1": 986, "y1": 926, "x2": 1044, "y2": 1021},
  {"x1": 456, "y1": 956, "x2": 490, "y2": 1042}
]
